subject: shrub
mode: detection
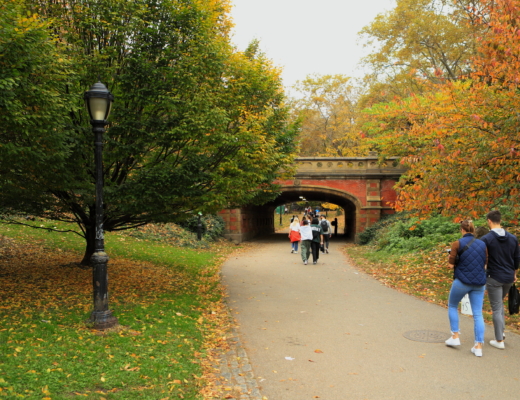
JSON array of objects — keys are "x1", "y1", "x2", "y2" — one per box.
[
  {"x1": 180, "y1": 214, "x2": 225, "y2": 240},
  {"x1": 359, "y1": 212, "x2": 490, "y2": 253},
  {"x1": 125, "y1": 215, "x2": 225, "y2": 249}
]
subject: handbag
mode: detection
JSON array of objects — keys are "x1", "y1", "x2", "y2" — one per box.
[{"x1": 508, "y1": 283, "x2": 520, "y2": 315}]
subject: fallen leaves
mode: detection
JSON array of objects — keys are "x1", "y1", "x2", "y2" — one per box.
[{"x1": 345, "y1": 243, "x2": 520, "y2": 331}]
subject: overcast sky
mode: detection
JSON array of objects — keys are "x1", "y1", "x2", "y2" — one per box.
[{"x1": 229, "y1": 0, "x2": 396, "y2": 95}]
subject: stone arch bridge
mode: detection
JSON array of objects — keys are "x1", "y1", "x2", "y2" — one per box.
[{"x1": 219, "y1": 156, "x2": 406, "y2": 243}]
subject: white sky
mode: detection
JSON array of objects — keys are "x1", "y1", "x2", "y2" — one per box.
[{"x1": 229, "y1": 0, "x2": 396, "y2": 95}]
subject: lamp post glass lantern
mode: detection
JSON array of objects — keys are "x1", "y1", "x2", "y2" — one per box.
[{"x1": 84, "y1": 81, "x2": 117, "y2": 330}]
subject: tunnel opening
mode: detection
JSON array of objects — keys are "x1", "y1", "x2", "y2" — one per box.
[{"x1": 260, "y1": 186, "x2": 360, "y2": 241}]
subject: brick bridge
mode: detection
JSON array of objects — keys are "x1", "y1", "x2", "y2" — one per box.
[{"x1": 219, "y1": 156, "x2": 406, "y2": 243}]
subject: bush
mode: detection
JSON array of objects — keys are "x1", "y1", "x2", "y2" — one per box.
[
  {"x1": 357, "y1": 213, "x2": 400, "y2": 245},
  {"x1": 180, "y1": 214, "x2": 225, "y2": 240},
  {"x1": 359, "y1": 212, "x2": 489, "y2": 253},
  {"x1": 125, "y1": 215, "x2": 225, "y2": 249}
]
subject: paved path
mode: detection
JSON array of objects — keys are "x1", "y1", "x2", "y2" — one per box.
[{"x1": 221, "y1": 234, "x2": 520, "y2": 400}]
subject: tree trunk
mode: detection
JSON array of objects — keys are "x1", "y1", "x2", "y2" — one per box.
[{"x1": 80, "y1": 224, "x2": 96, "y2": 266}]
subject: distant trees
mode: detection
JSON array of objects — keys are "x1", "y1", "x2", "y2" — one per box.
[
  {"x1": 358, "y1": 0, "x2": 482, "y2": 107},
  {"x1": 291, "y1": 74, "x2": 368, "y2": 157},
  {"x1": 0, "y1": 0, "x2": 298, "y2": 264}
]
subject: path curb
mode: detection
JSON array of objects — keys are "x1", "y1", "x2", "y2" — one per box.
[{"x1": 213, "y1": 312, "x2": 265, "y2": 400}]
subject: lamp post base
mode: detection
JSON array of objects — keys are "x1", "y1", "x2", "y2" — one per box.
[
  {"x1": 90, "y1": 251, "x2": 118, "y2": 330},
  {"x1": 89, "y1": 310, "x2": 118, "y2": 330}
]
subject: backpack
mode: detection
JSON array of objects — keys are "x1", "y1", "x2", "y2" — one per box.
[{"x1": 320, "y1": 220, "x2": 329, "y2": 233}]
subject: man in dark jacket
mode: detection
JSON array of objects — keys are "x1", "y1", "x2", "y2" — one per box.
[{"x1": 481, "y1": 210, "x2": 520, "y2": 349}]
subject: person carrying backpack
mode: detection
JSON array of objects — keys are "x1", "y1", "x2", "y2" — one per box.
[{"x1": 319, "y1": 215, "x2": 331, "y2": 253}]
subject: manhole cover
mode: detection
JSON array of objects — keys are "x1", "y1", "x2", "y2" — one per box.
[{"x1": 403, "y1": 330, "x2": 450, "y2": 343}]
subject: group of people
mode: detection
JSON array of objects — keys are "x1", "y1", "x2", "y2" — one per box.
[
  {"x1": 445, "y1": 210, "x2": 520, "y2": 357},
  {"x1": 288, "y1": 214, "x2": 332, "y2": 265}
]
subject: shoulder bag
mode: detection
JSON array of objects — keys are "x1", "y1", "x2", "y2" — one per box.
[
  {"x1": 508, "y1": 283, "x2": 520, "y2": 315},
  {"x1": 455, "y1": 237, "x2": 476, "y2": 266}
]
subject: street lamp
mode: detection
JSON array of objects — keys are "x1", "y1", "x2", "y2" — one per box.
[
  {"x1": 84, "y1": 81, "x2": 118, "y2": 330},
  {"x1": 197, "y1": 212, "x2": 203, "y2": 241}
]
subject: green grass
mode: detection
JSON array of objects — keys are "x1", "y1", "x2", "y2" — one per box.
[{"x1": 0, "y1": 220, "x2": 227, "y2": 399}]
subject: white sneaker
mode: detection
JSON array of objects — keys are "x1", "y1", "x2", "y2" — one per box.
[
  {"x1": 471, "y1": 346, "x2": 483, "y2": 357},
  {"x1": 445, "y1": 336, "x2": 461, "y2": 346},
  {"x1": 291, "y1": 250, "x2": 294, "y2": 253},
  {"x1": 490, "y1": 340, "x2": 505, "y2": 349}
]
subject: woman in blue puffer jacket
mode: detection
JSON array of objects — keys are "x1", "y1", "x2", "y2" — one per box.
[{"x1": 444, "y1": 220, "x2": 488, "y2": 357}]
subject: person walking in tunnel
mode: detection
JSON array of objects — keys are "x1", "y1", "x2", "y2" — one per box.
[
  {"x1": 289, "y1": 217, "x2": 301, "y2": 254},
  {"x1": 310, "y1": 217, "x2": 324, "y2": 265},
  {"x1": 319, "y1": 215, "x2": 332, "y2": 253},
  {"x1": 300, "y1": 219, "x2": 313, "y2": 265}
]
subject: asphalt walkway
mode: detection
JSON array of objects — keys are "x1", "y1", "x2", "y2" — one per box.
[{"x1": 221, "y1": 233, "x2": 520, "y2": 400}]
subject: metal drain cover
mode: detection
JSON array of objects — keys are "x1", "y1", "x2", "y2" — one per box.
[{"x1": 403, "y1": 330, "x2": 451, "y2": 343}]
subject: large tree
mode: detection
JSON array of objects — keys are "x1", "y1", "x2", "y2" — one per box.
[
  {"x1": 364, "y1": 0, "x2": 520, "y2": 223},
  {"x1": 1, "y1": 0, "x2": 297, "y2": 264}
]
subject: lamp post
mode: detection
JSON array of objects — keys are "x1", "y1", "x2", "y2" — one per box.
[
  {"x1": 197, "y1": 212, "x2": 203, "y2": 241},
  {"x1": 84, "y1": 81, "x2": 118, "y2": 330}
]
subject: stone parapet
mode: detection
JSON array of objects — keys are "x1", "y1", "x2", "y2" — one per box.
[{"x1": 293, "y1": 156, "x2": 406, "y2": 179}]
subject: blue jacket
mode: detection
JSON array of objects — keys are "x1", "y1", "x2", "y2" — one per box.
[
  {"x1": 455, "y1": 234, "x2": 487, "y2": 286},
  {"x1": 481, "y1": 230, "x2": 520, "y2": 284}
]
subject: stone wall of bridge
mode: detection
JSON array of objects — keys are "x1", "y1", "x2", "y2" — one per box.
[{"x1": 220, "y1": 156, "x2": 406, "y2": 243}]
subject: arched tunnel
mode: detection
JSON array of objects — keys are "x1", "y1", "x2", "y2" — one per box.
[
  {"x1": 219, "y1": 156, "x2": 404, "y2": 243},
  {"x1": 220, "y1": 186, "x2": 362, "y2": 243},
  {"x1": 262, "y1": 186, "x2": 358, "y2": 240}
]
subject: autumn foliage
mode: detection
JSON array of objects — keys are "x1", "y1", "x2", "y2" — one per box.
[{"x1": 366, "y1": 0, "x2": 520, "y2": 222}]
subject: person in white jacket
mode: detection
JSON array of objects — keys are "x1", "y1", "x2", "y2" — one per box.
[
  {"x1": 299, "y1": 219, "x2": 313, "y2": 265},
  {"x1": 289, "y1": 217, "x2": 301, "y2": 253}
]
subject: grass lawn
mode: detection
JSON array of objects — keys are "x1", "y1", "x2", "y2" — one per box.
[
  {"x1": 0, "y1": 221, "x2": 236, "y2": 399},
  {"x1": 345, "y1": 243, "x2": 520, "y2": 332}
]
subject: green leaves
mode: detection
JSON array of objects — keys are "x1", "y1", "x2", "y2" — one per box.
[{"x1": 1, "y1": 0, "x2": 298, "y2": 260}]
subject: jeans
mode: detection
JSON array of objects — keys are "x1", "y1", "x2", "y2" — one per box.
[
  {"x1": 448, "y1": 278, "x2": 485, "y2": 343},
  {"x1": 291, "y1": 241, "x2": 299, "y2": 252},
  {"x1": 486, "y1": 277, "x2": 513, "y2": 340},
  {"x1": 300, "y1": 240, "x2": 311, "y2": 262}
]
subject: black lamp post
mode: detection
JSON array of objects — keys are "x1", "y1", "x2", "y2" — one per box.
[
  {"x1": 84, "y1": 81, "x2": 118, "y2": 330},
  {"x1": 197, "y1": 212, "x2": 203, "y2": 241}
]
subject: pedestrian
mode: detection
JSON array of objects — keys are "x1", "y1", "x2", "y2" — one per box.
[
  {"x1": 445, "y1": 220, "x2": 487, "y2": 357},
  {"x1": 300, "y1": 219, "x2": 313, "y2": 265},
  {"x1": 319, "y1": 215, "x2": 332, "y2": 253},
  {"x1": 288, "y1": 217, "x2": 301, "y2": 254},
  {"x1": 310, "y1": 217, "x2": 324, "y2": 265},
  {"x1": 480, "y1": 210, "x2": 520, "y2": 349}
]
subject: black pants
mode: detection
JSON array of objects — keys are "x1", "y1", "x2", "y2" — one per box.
[
  {"x1": 323, "y1": 234, "x2": 330, "y2": 250},
  {"x1": 311, "y1": 241, "x2": 320, "y2": 263}
]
